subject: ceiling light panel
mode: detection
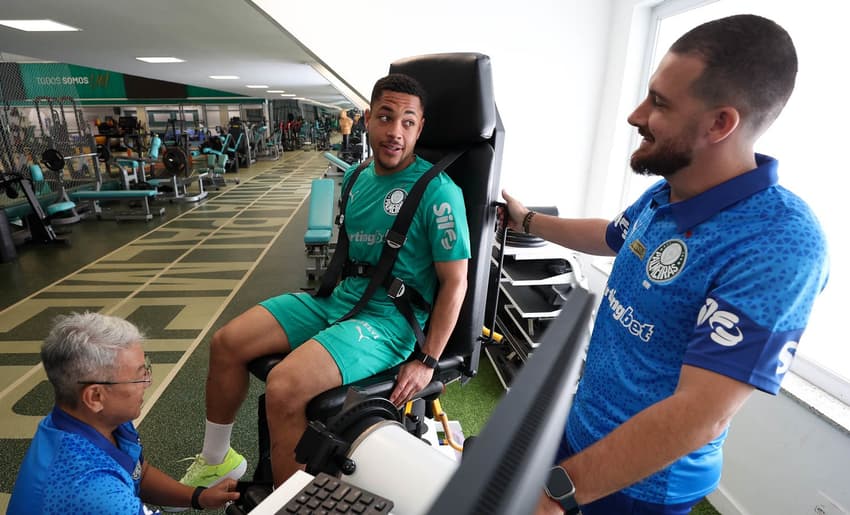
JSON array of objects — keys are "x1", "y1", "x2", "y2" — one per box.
[
  {"x1": 136, "y1": 56, "x2": 185, "y2": 63},
  {"x1": 0, "y1": 19, "x2": 82, "y2": 31}
]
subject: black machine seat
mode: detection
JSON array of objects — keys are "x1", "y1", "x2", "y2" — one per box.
[{"x1": 246, "y1": 52, "x2": 504, "y2": 484}]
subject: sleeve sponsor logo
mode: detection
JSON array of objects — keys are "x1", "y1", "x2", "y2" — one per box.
[
  {"x1": 433, "y1": 202, "x2": 457, "y2": 250},
  {"x1": 697, "y1": 298, "x2": 744, "y2": 347},
  {"x1": 613, "y1": 211, "x2": 630, "y2": 240},
  {"x1": 776, "y1": 340, "x2": 798, "y2": 375}
]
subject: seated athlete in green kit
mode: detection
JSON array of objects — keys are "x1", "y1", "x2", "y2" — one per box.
[{"x1": 177, "y1": 73, "x2": 471, "y2": 490}]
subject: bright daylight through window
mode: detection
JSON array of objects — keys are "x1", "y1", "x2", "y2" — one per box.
[{"x1": 624, "y1": 0, "x2": 849, "y2": 402}]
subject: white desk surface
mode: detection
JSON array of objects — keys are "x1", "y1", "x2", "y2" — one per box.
[{"x1": 247, "y1": 470, "x2": 313, "y2": 514}]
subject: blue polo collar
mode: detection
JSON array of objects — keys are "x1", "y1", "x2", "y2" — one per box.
[
  {"x1": 50, "y1": 406, "x2": 140, "y2": 477},
  {"x1": 650, "y1": 153, "x2": 778, "y2": 232}
]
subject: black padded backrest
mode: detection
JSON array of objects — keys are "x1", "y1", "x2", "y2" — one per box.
[{"x1": 389, "y1": 53, "x2": 504, "y2": 372}]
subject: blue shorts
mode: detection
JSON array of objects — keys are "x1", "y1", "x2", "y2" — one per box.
[
  {"x1": 259, "y1": 292, "x2": 415, "y2": 384},
  {"x1": 556, "y1": 434, "x2": 701, "y2": 515}
]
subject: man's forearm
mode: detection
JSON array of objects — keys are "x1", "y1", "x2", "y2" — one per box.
[
  {"x1": 140, "y1": 463, "x2": 193, "y2": 507},
  {"x1": 563, "y1": 368, "x2": 753, "y2": 504},
  {"x1": 421, "y1": 276, "x2": 466, "y2": 358},
  {"x1": 528, "y1": 215, "x2": 615, "y2": 257}
]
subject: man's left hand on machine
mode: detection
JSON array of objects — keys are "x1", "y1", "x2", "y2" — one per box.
[{"x1": 390, "y1": 359, "x2": 436, "y2": 406}]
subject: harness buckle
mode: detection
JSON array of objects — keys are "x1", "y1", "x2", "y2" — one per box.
[
  {"x1": 387, "y1": 277, "x2": 406, "y2": 299},
  {"x1": 386, "y1": 230, "x2": 405, "y2": 249}
]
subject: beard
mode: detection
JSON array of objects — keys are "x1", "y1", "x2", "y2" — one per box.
[{"x1": 630, "y1": 126, "x2": 695, "y2": 178}]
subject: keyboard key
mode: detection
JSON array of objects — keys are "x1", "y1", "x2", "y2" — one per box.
[
  {"x1": 331, "y1": 485, "x2": 351, "y2": 501},
  {"x1": 344, "y1": 490, "x2": 361, "y2": 504}
]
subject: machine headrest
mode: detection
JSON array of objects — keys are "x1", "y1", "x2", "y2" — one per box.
[{"x1": 389, "y1": 53, "x2": 496, "y2": 148}]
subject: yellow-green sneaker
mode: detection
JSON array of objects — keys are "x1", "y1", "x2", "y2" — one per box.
[
  {"x1": 179, "y1": 447, "x2": 247, "y2": 487},
  {"x1": 161, "y1": 448, "x2": 247, "y2": 512}
]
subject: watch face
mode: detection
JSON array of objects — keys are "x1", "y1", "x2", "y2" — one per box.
[{"x1": 546, "y1": 466, "x2": 575, "y2": 499}]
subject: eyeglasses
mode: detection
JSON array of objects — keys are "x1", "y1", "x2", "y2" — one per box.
[{"x1": 77, "y1": 356, "x2": 152, "y2": 386}]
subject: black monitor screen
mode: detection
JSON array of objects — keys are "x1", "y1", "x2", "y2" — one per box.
[{"x1": 426, "y1": 285, "x2": 593, "y2": 515}]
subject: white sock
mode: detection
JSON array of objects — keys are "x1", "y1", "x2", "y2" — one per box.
[{"x1": 201, "y1": 420, "x2": 233, "y2": 465}]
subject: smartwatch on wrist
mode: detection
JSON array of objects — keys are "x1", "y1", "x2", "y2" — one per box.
[
  {"x1": 544, "y1": 465, "x2": 579, "y2": 514},
  {"x1": 410, "y1": 349, "x2": 438, "y2": 369}
]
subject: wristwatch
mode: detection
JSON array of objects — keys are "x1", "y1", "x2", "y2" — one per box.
[
  {"x1": 410, "y1": 349, "x2": 438, "y2": 369},
  {"x1": 544, "y1": 465, "x2": 579, "y2": 514}
]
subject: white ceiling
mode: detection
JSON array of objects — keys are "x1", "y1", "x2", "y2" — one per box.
[{"x1": 0, "y1": 0, "x2": 363, "y2": 109}]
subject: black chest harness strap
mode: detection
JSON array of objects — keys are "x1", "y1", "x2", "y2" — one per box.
[{"x1": 315, "y1": 150, "x2": 465, "y2": 350}]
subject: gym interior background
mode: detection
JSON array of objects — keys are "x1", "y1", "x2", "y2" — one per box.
[{"x1": 1, "y1": 1, "x2": 848, "y2": 514}]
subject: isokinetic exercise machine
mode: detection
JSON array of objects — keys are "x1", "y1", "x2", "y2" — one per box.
[{"x1": 228, "y1": 52, "x2": 506, "y2": 515}]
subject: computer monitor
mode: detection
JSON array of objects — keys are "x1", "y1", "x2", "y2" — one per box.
[{"x1": 426, "y1": 284, "x2": 593, "y2": 515}]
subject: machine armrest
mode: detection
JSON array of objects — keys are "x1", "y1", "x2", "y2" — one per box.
[{"x1": 247, "y1": 353, "x2": 466, "y2": 421}]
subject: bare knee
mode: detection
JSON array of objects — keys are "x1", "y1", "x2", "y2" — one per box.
[
  {"x1": 210, "y1": 324, "x2": 245, "y2": 363},
  {"x1": 265, "y1": 368, "x2": 314, "y2": 418}
]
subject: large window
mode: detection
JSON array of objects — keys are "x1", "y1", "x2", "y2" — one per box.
[{"x1": 627, "y1": 0, "x2": 849, "y2": 402}]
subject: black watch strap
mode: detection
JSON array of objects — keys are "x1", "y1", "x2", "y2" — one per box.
[
  {"x1": 557, "y1": 496, "x2": 580, "y2": 515},
  {"x1": 191, "y1": 486, "x2": 206, "y2": 510},
  {"x1": 410, "y1": 349, "x2": 438, "y2": 369}
]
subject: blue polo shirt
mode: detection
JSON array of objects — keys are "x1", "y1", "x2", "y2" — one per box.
[
  {"x1": 8, "y1": 407, "x2": 157, "y2": 515},
  {"x1": 566, "y1": 154, "x2": 828, "y2": 504}
]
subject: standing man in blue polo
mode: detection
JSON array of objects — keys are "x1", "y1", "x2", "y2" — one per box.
[{"x1": 503, "y1": 14, "x2": 828, "y2": 515}]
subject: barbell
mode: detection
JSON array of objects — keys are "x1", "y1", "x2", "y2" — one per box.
[{"x1": 40, "y1": 148, "x2": 99, "y2": 172}]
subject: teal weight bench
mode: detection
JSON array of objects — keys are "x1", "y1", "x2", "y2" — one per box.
[
  {"x1": 305, "y1": 178, "x2": 335, "y2": 280},
  {"x1": 69, "y1": 187, "x2": 164, "y2": 221},
  {"x1": 322, "y1": 152, "x2": 350, "y2": 177}
]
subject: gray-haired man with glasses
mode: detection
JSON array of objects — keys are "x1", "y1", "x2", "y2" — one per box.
[{"x1": 8, "y1": 312, "x2": 240, "y2": 514}]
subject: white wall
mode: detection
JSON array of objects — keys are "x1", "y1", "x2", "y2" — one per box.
[
  {"x1": 710, "y1": 389, "x2": 850, "y2": 514},
  {"x1": 254, "y1": 0, "x2": 612, "y2": 217}
]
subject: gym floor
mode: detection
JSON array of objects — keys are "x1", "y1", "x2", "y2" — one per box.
[{"x1": 0, "y1": 150, "x2": 717, "y2": 514}]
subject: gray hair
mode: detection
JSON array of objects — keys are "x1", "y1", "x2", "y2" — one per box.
[{"x1": 41, "y1": 312, "x2": 144, "y2": 407}]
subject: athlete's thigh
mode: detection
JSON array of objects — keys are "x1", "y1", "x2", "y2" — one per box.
[
  {"x1": 267, "y1": 339, "x2": 343, "y2": 398},
  {"x1": 314, "y1": 313, "x2": 414, "y2": 385},
  {"x1": 260, "y1": 292, "x2": 333, "y2": 350},
  {"x1": 218, "y1": 305, "x2": 293, "y2": 360}
]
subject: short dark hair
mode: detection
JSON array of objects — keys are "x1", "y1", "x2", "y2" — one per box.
[
  {"x1": 670, "y1": 14, "x2": 797, "y2": 135},
  {"x1": 370, "y1": 73, "x2": 427, "y2": 113}
]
